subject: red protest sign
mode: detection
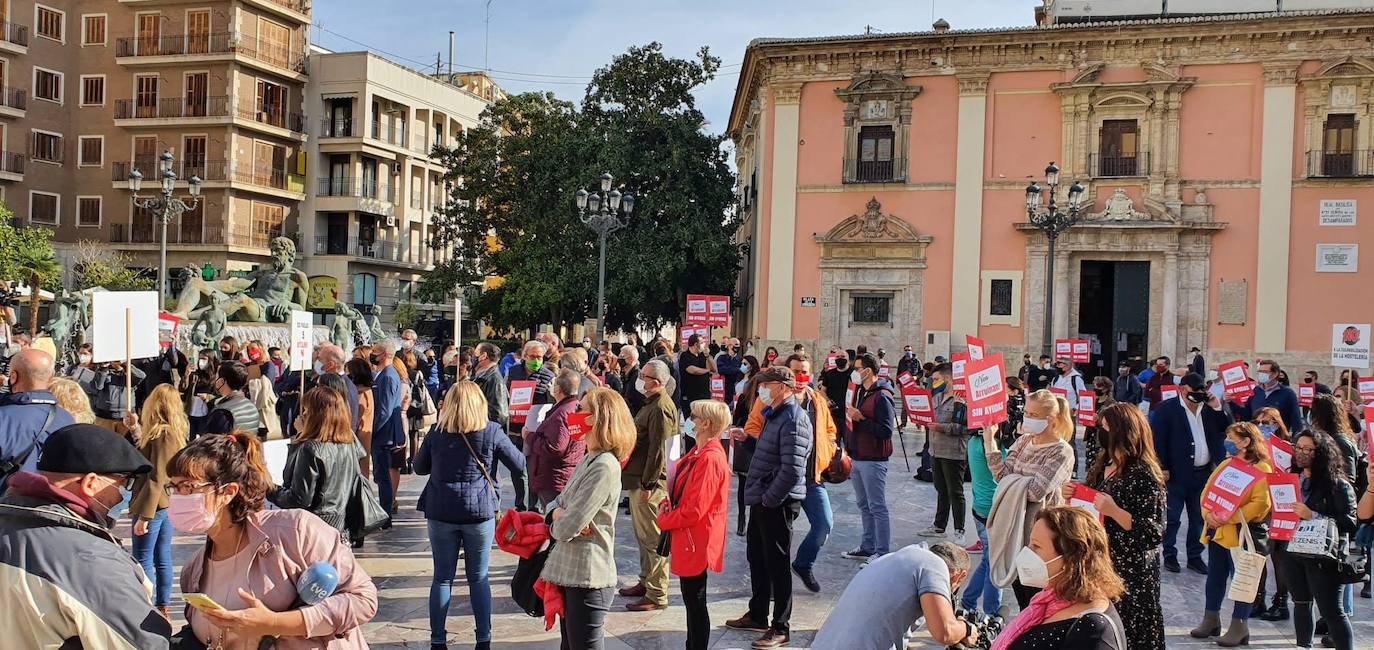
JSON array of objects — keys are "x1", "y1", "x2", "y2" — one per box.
[
  {"x1": 1359, "y1": 377, "x2": 1374, "y2": 403},
  {"x1": 1049, "y1": 387, "x2": 1068, "y2": 403},
  {"x1": 157, "y1": 313, "x2": 180, "y2": 350},
  {"x1": 965, "y1": 353, "x2": 1008, "y2": 429},
  {"x1": 684, "y1": 295, "x2": 709, "y2": 325},
  {"x1": 845, "y1": 381, "x2": 857, "y2": 430},
  {"x1": 966, "y1": 335, "x2": 987, "y2": 361},
  {"x1": 567, "y1": 412, "x2": 592, "y2": 440},
  {"x1": 1298, "y1": 384, "x2": 1315, "y2": 407},
  {"x1": 685, "y1": 294, "x2": 729, "y2": 327},
  {"x1": 1218, "y1": 360, "x2": 1253, "y2": 403},
  {"x1": 710, "y1": 374, "x2": 725, "y2": 401},
  {"x1": 1202, "y1": 460, "x2": 1265, "y2": 522},
  {"x1": 1269, "y1": 436, "x2": 1293, "y2": 472},
  {"x1": 1268, "y1": 472, "x2": 1302, "y2": 541},
  {"x1": 1068, "y1": 483, "x2": 1105, "y2": 523},
  {"x1": 951, "y1": 352, "x2": 969, "y2": 395},
  {"x1": 1077, "y1": 391, "x2": 1096, "y2": 427},
  {"x1": 509, "y1": 380, "x2": 536, "y2": 424},
  {"x1": 1365, "y1": 406, "x2": 1374, "y2": 452},
  {"x1": 897, "y1": 371, "x2": 914, "y2": 389},
  {"x1": 825, "y1": 354, "x2": 838, "y2": 370},
  {"x1": 679, "y1": 325, "x2": 710, "y2": 348},
  {"x1": 880, "y1": 361, "x2": 892, "y2": 380},
  {"x1": 902, "y1": 385, "x2": 935, "y2": 426},
  {"x1": 1055, "y1": 339, "x2": 1073, "y2": 361},
  {"x1": 1070, "y1": 339, "x2": 1091, "y2": 363},
  {"x1": 1160, "y1": 384, "x2": 1180, "y2": 402}
]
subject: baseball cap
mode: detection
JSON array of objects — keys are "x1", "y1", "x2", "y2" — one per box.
[{"x1": 37, "y1": 424, "x2": 153, "y2": 476}]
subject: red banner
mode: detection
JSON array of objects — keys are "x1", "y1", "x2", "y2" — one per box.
[
  {"x1": 710, "y1": 374, "x2": 725, "y2": 402},
  {"x1": 567, "y1": 412, "x2": 592, "y2": 441},
  {"x1": 1070, "y1": 339, "x2": 1091, "y2": 363},
  {"x1": 679, "y1": 325, "x2": 710, "y2": 348},
  {"x1": 966, "y1": 335, "x2": 987, "y2": 361},
  {"x1": 1359, "y1": 377, "x2": 1374, "y2": 404},
  {"x1": 685, "y1": 294, "x2": 729, "y2": 327},
  {"x1": 951, "y1": 352, "x2": 969, "y2": 395},
  {"x1": 1067, "y1": 483, "x2": 1105, "y2": 523},
  {"x1": 1269, "y1": 436, "x2": 1293, "y2": 472},
  {"x1": 901, "y1": 385, "x2": 935, "y2": 426},
  {"x1": 1298, "y1": 384, "x2": 1315, "y2": 407},
  {"x1": 1268, "y1": 471, "x2": 1302, "y2": 541},
  {"x1": 509, "y1": 380, "x2": 536, "y2": 424},
  {"x1": 1077, "y1": 391, "x2": 1096, "y2": 427},
  {"x1": 1159, "y1": 384, "x2": 1180, "y2": 402},
  {"x1": 1218, "y1": 360, "x2": 1253, "y2": 403},
  {"x1": 966, "y1": 353, "x2": 1008, "y2": 430},
  {"x1": 1202, "y1": 460, "x2": 1265, "y2": 522}
]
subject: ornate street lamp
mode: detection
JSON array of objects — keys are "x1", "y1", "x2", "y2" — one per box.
[
  {"x1": 1026, "y1": 162, "x2": 1085, "y2": 356},
  {"x1": 129, "y1": 150, "x2": 202, "y2": 305},
  {"x1": 574, "y1": 172, "x2": 635, "y2": 342}
]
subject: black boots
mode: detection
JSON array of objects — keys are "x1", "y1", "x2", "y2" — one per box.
[
  {"x1": 1259, "y1": 593, "x2": 1289, "y2": 622},
  {"x1": 1251, "y1": 590, "x2": 1268, "y2": 618}
]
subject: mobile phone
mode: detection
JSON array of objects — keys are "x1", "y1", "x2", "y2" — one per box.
[{"x1": 183, "y1": 593, "x2": 225, "y2": 612}]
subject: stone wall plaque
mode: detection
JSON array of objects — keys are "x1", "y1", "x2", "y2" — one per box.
[{"x1": 1218, "y1": 280, "x2": 1248, "y2": 325}]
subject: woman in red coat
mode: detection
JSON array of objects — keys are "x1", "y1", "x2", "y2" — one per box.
[{"x1": 657, "y1": 399, "x2": 732, "y2": 650}]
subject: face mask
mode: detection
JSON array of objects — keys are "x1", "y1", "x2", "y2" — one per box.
[
  {"x1": 1041, "y1": 362, "x2": 1050, "y2": 370},
  {"x1": 742, "y1": 364, "x2": 752, "y2": 374},
  {"x1": 682, "y1": 419, "x2": 696, "y2": 438},
  {"x1": 795, "y1": 373, "x2": 811, "y2": 386},
  {"x1": 219, "y1": 349, "x2": 233, "y2": 360},
  {"x1": 1304, "y1": 377, "x2": 1314, "y2": 384},
  {"x1": 247, "y1": 350, "x2": 263, "y2": 363},
  {"x1": 1185, "y1": 391, "x2": 1206, "y2": 404},
  {"x1": 78, "y1": 353, "x2": 92, "y2": 365},
  {"x1": 635, "y1": 378, "x2": 647, "y2": 395},
  {"x1": 368, "y1": 354, "x2": 381, "y2": 366},
  {"x1": 1022, "y1": 417, "x2": 1049, "y2": 435},
  {"x1": 1256, "y1": 372, "x2": 1271, "y2": 384},
  {"x1": 1173, "y1": 375, "x2": 1182, "y2": 385},
  {"x1": 197, "y1": 359, "x2": 209, "y2": 370},
  {"x1": 850, "y1": 371, "x2": 863, "y2": 385},
  {"x1": 1014, "y1": 546, "x2": 1061, "y2": 589},
  {"x1": 167, "y1": 491, "x2": 220, "y2": 534},
  {"x1": 313, "y1": 360, "x2": 325, "y2": 375},
  {"x1": 92, "y1": 484, "x2": 132, "y2": 529},
  {"x1": 403, "y1": 340, "x2": 415, "y2": 350},
  {"x1": 757, "y1": 386, "x2": 773, "y2": 404},
  {"x1": 1119, "y1": 367, "x2": 1128, "y2": 376},
  {"x1": 1258, "y1": 423, "x2": 1277, "y2": 439},
  {"x1": 1223, "y1": 440, "x2": 1239, "y2": 457},
  {"x1": 1094, "y1": 388, "x2": 1106, "y2": 396},
  {"x1": 526, "y1": 359, "x2": 543, "y2": 373}
]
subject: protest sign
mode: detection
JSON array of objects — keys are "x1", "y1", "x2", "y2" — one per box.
[
  {"x1": 685, "y1": 294, "x2": 730, "y2": 327},
  {"x1": 710, "y1": 375, "x2": 725, "y2": 401},
  {"x1": 1268, "y1": 472, "x2": 1302, "y2": 541},
  {"x1": 902, "y1": 386, "x2": 935, "y2": 426},
  {"x1": 679, "y1": 325, "x2": 710, "y2": 348},
  {"x1": 1218, "y1": 360, "x2": 1253, "y2": 403},
  {"x1": 290, "y1": 310, "x2": 313, "y2": 368},
  {"x1": 1160, "y1": 384, "x2": 1180, "y2": 402},
  {"x1": 685, "y1": 295, "x2": 708, "y2": 325},
  {"x1": 1077, "y1": 391, "x2": 1096, "y2": 427},
  {"x1": 1070, "y1": 339, "x2": 1091, "y2": 363},
  {"x1": 509, "y1": 380, "x2": 535, "y2": 424},
  {"x1": 1298, "y1": 384, "x2": 1315, "y2": 407},
  {"x1": 1055, "y1": 339, "x2": 1073, "y2": 361},
  {"x1": 966, "y1": 335, "x2": 986, "y2": 361},
  {"x1": 1269, "y1": 436, "x2": 1293, "y2": 472},
  {"x1": 1068, "y1": 483, "x2": 1104, "y2": 523},
  {"x1": 1331, "y1": 324, "x2": 1371, "y2": 369},
  {"x1": 951, "y1": 352, "x2": 969, "y2": 395},
  {"x1": 1359, "y1": 377, "x2": 1374, "y2": 403},
  {"x1": 92, "y1": 291, "x2": 160, "y2": 363},
  {"x1": 880, "y1": 361, "x2": 892, "y2": 380},
  {"x1": 966, "y1": 354, "x2": 1008, "y2": 429},
  {"x1": 1202, "y1": 460, "x2": 1265, "y2": 522},
  {"x1": 825, "y1": 353, "x2": 838, "y2": 370},
  {"x1": 157, "y1": 313, "x2": 180, "y2": 351}
]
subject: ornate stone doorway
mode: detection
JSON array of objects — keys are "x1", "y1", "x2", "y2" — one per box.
[{"x1": 815, "y1": 198, "x2": 933, "y2": 354}]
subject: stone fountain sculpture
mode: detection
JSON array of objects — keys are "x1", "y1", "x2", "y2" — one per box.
[{"x1": 170, "y1": 236, "x2": 310, "y2": 323}]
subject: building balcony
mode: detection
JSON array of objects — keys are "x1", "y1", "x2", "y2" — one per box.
[
  {"x1": 0, "y1": 20, "x2": 27, "y2": 54},
  {"x1": 114, "y1": 32, "x2": 233, "y2": 59},
  {"x1": 319, "y1": 117, "x2": 355, "y2": 138},
  {"x1": 0, "y1": 86, "x2": 24, "y2": 118},
  {"x1": 317, "y1": 177, "x2": 394, "y2": 202},
  {"x1": 233, "y1": 166, "x2": 306, "y2": 195},
  {"x1": 241, "y1": 0, "x2": 310, "y2": 24},
  {"x1": 842, "y1": 157, "x2": 907, "y2": 184},
  {"x1": 111, "y1": 160, "x2": 301, "y2": 196},
  {"x1": 1307, "y1": 150, "x2": 1374, "y2": 179},
  {"x1": 237, "y1": 34, "x2": 307, "y2": 76},
  {"x1": 1090, "y1": 152, "x2": 1151, "y2": 178},
  {"x1": 234, "y1": 104, "x2": 305, "y2": 134},
  {"x1": 0, "y1": 150, "x2": 24, "y2": 181},
  {"x1": 314, "y1": 236, "x2": 430, "y2": 268},
  {"x1": 110, "y1": 221, "x2": 282, "y2": 251},
  {"x1": 113, "y1": 95, "x2": 231, "y2": 121},
  {"x1": 112, "y1": 160, "x2": 229, "y2": 183}
]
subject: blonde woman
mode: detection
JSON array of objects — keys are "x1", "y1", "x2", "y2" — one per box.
[
  {"x1": 48, "y1": 377, "x2": 95, "y2": 424},
  {"x1": 120, "y1": 383, "x2": 189, "y2": 618},
  {"x1": 414, "y1": 382, "x2": 524, "y2": 650},
  {"x1": 268, "y1": 387, "x2": 362, "y2": 532},
  {"x1": 981, "y1": 388, "x2": 1076, "y2": 608},
  {"x1": 543, "y1": 387, "x2": 636, "y2": 650}
]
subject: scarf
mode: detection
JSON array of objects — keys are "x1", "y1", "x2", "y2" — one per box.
[{"x1": 990, "y1": 588, "x2": 1075, "y2": 650}]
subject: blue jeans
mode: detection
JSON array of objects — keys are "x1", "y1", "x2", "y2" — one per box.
[
  {"x1": 851, "y1": 460, "x2": 890, "y2": 555},
  {"x1": 960, "y1": 514, "x2": 1001, "y2": 616},
  {"x1": 1164, "y1": 475, "x2": 1206, "y2": 563},
  {"x1": 792, "y1": 483, "x2": 833, "y2": 571},
  {"x1": 131, "y1": 509, "x2": 174, "y2": 607},
  {"x1": 427, "y1": 518, "x2": 495, "y2": 644},
  {"x1": 1205, "y1": 541, "x2": 1253, "y2": 618},
  {"x1": 372, "y1": 447, "x2": 394, "y2": 513}
]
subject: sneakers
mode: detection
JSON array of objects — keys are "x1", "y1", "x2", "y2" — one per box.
[
  {"x1": 953, "y1": 529, "x2": 966, "y2": 543},
  {"x1": 725, "y1": 614, "x2": 769, "y2": 631},
  {"x1": 792, "y1": 564, "x2": 821, "y2": 593},
  {"x1": 840, "y1": 548, "x2": 874, "y2": 560},
  {"x1": 752, "y1": 630, "x2": 790, "y2": 649},
  {"x1": 965, "y1": 540, "x2": 984, "y2": 553},
  {"x1": 917, "y1": 526, "x2": 946, "y2": 538}
]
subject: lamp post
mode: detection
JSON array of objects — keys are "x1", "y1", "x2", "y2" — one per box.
[
  {"x1": 1025, "y1": 162, "x2": 1085, "y2": 357},
  {"x1": 129, "y1": 150, "x2": 202, "y2": 306},
  {"x1": 574, "y1": 172, "x2": 635, "y2": 342}
]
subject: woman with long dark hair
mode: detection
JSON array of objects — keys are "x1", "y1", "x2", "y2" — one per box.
[
  {"x1": 1279, "y1": 430, "x2": 1358, "y2": 650},
  {"x1": 268, "y1": 387, "x2": 362, "y2": 532},
  {"x1": 183, "y1": 350, "x2": 219, "y2": 439},
  {"x1": 728, "y1": 358, "x2": 761, "y2": 537}
]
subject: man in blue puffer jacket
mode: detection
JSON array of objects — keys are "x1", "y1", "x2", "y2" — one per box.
[{"x1": 726, "y1": 366, "x2": 812, "y2": 649}]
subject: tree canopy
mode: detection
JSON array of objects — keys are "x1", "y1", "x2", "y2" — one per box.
[{"x1": 421, "y1": 42, "x2": 740, "y2": 334}]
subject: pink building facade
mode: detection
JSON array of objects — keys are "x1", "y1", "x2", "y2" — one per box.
[{"x1": 728, "y1": 9, "x2": 1374, "y2": 375}]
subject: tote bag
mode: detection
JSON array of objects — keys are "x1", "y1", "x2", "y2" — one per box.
[{"x1": 1227, "y1": 521, "x2": 1266, "y2": 603}]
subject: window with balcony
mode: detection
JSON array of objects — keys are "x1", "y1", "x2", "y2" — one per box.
[
  {"x1": 30, "y1": 130, "x2": 61, "y2": 163},
  {"x1": 80, "y1": 75, "x2": 103, "y2": 106},
  {"x1": 186, "y1": 10, "x2": 210, "y2": 54},
  {"x1": 256, "y1": 19, "x2": 291, "y2": 69},
  {"x1": 183, "y1": 135, "x2": 206, "y2": 178},
  {"x1": 353, "y1": 273, "x2": 377, "y2": 306},
  {"x1": 251, "y1": 201, "x2": 286, "y2": 248},
  {"x1": 851, "y1": 294, "x2": 891, "y2": 324},
  {"x1": 185, "y1": 72, "x2": 208, "y2": 117},
  {"x1": 134, "y1": 74, "x2": 157, "y2": 118},
  {"x1": 81, "y1": 14, "x2": 104, "y2": 46},
  {"x1": 1098, "y1": 119, "x2": 1140, "y2": 177},
  {"x1": 29, "y1": 191, "x2": 58, "y2": 225},
  {"x1": 35, "y1": 5, "x2": 62, "y2": 42},
  {"x1": 34, "y1": 68, "x2": 61, "y2": 103},
  {"x1": 360, "y1": 157, "x2": 378, "y2": 198},
  {"x1": 179, "y1": 200, "x2": 203, "y2": 242},
  {"x1": 856, "y1": 126, "x2": 895, "y2": 183},
  {"x1": 255, "y1": 79, "x2": 286, "y2": 128},
  {"x1": 134, "y1": 12, "x2": 159, "y2": 55},
  {"x1": 837, "y1": 73, "x2": 920, "y2": 184},
  {"x1": 78, "y1": 136, "x2": 101, "y2": 166},
  {"x1": 77, "y1": 196, "x2": 100, "y2": 227},
  {"x1": 1322, "y1": 114, "x2": 1357, "y2": 177}
]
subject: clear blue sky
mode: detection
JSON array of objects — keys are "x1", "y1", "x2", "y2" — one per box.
[{"x1": 311, "y1": 0, "x2": 1036, "y2": 133}]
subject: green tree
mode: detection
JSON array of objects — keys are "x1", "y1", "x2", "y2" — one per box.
[
  {"x1": 70, "y1": 240, "x2": 154, "y2": 292},
  {"x1": 392, "y1": 302, "x2": 420, "y2": 331},
  {"x1": 424, "y1": 42, "x2": 741, "y2": 333},
  {"x1": 0, "y1": 203, "x2": 60, "y2": 334}
]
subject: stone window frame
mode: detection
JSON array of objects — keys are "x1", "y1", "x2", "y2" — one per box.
[
  {"x1": 849, "y1": 292, "x2": 894, "y2": 326},
  {"x1": 980, "y1": 270, "x2": 1023, "y2": 326},
  {"x1": 1299, "y1": 57, "x2": 1374, "y2": 179},
  {"x1": 835, "y1": 72, "x2": 921, "y2": 184}
]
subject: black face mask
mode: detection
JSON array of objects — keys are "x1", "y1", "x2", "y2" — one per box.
[
  {"x1": 1094, "y1": 388, "x2": 1107, "y2": 396},
  {"x1": 219, "y1": 349, "x2": 233, "y2": 360},
  {"x1": 1185, "y1": 391, "x2": 1207, "y2": 404},
  {"x1": 368, "y1": 353, "x2": 381, "y2": 366},
  {"x1": 1096, "y1": 428, "x2": 1110, "y2": 449}
]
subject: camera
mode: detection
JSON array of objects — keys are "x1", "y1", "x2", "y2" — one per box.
[
  {"x1": 947, "y1": 607, "x2": 1003, "y2": 650},
  {"x1": 0, "y1": 281, "x2": 20, "y2": 308}
]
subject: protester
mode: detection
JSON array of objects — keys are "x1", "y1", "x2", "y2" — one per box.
[
  {"x1": 1000, "y1": 376, "x2": 1028, "y2": 449},
  {"x1": 1280, "y1": 430, "x2": 1358, "y2": 650},
  {"x1": 0, "y1": 349, "x2": 76, "y2": 488},
  {"x1": 1255, "y1": 411, "x2": 1296, "y2": 623},
  {"x1": 1114, "y1": 360, "x2": 1143, "y2": 406},
  {"x1": 167, "y1": 431, "x2": 378, "y2": 648},
  {"x1": 507, "y1": 340, "x2": 555, "y2": 406},
  {"x1": 677, "y1": 334, "x2": 717, "y2": 409},
  {"x1": 923, "y1": 362, "x2": 969, "y2": 541},
  {"x1": 400, "y1": 349, "x2": 426, "y2": 473},
  {"x1": 91, "y1": 361, "x2": 145, "y2": 434},
  {"x1": 1239, "y1": 359, "x2": 1304, "y2": 434},
  {"x1": 726, "y1": 366, "x2": 812, "y2": 649},
  {"x1": 990, "y1": 507, "x2": 1127, "y2": 649},
  {"x1": 731, "y1": 370, "x2": 761, "y2": 536},
  {"x1": 1310, "y1": 394, "x2": 1358, "y2": 482},
  {"x1": 346, "y1": 358, "x2": 376, "y2": 478},
  {"x1": 67, "y1": 343, "x2": 97, "y2": 397},
  {"x1": 1072, "y1": 403, "x2": 1166, "y2": 650},
  {"x1": 962, "y1": 391, "x2": 1004, "y2": 616},
  {"x1": 543, "y1": 387, "x2": 636, "y2": 650},
  {"x1": 527, "y1": 369, "x2": 585, "y2": 511},
  {"x1": 0, "y1": 423, "x2": 172, "y2": 646},
  {"x1": 839, "y1": 353, "x2": 892, "y2": 563},
  {"x1": 592, "y1": 351, "x2": 622, "y2": 393},
  {"x1": 1082, "y1": 375, "x2": 1116, "y2": 473},
  {"x1": 656, "y1": 399, "x2": 732, "y2": 650},
  {"x1": 1190, "y1": 422, "x2": 1272, "y2": 646},
  {"x1": 315, "y1": 344, "x2": 357, "y2": 432},
  {"x1": 184, "y1": 350, "x2": 219, "y2": 438},
  {"x1": 717, "y1": 338, "x2": 744, "y2": 404},
  {"x1": 1143, "y1": 356, "x2": 1178, "y2": 412},
  {"x1": 619, "y1": 359, "x2": 676, "y2": 611},
  {"x1": 618, "y1": 345, "x2": 645, "y2": 415},
  {"x1": 268, "y1": 387, "x2": 362, "y2": 533},
  {"x1": 369, "y1": 341, "x2": 406, "y2": 516},
  {"x1": 1253, "y1": 406, "x2": 1290, "y2": 441},
  {"x1": 982, "y1": 388, "x2": 1076, "y2": 607},
  {"x1": 118, "y1": 383, "x2": 190, "y2": 619},
  {"x1": 204, "y1": 361, "x2": 261, "y2": 436},
  {"x1": 415, "y1": 382, "x2": 525, "y2": 650},
  {"x1": 217, "y1": 336, "x2": 244, "y2": 363},
  {"x1": 1028, "y1": 354, "x2": 1056, "y2": 392},
  {"x1": 48, "y1": 376, "x2": 96, "y2": 424},
  {"x1": 762, "y1": 346, "x2": 779, "y2": 368},
  {"x1": 812, "y1": 542, "x2": 975, "y2": 649},
  {"x1": 1149, "y1": 372, "x2": 1229, "y2": 574}
]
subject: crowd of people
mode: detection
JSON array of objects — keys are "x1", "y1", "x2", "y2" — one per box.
[{"x1": 0, "y1": 326, "x2": 1371, "y2": 650}]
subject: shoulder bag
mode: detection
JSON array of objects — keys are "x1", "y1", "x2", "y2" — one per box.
[
  {"x1": 344, "y1": 472, "x2": 390, "y2": 541},
  {"x1": 656, "y1": 451, "x2": 700, "y2": 557},
  {"x1": 1287, "y1": 514, "x2": 1367, "y2": 583}
]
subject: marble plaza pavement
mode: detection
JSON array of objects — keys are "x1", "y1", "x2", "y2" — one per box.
[{"x1": 159, "y1": 428, "x2": 1374, "y2": 649}]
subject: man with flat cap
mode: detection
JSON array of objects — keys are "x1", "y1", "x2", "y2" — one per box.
[{"x1": 0, "y1": 423, "x2": 173, "y2": 648}]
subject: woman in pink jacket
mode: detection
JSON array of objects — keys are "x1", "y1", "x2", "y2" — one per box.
[
  {"x1": 657, "y1": 399, "x2": 732, "y2": 650},
  {"x1": 167, "y1": 430, "x2": 379, "y2": 649}
]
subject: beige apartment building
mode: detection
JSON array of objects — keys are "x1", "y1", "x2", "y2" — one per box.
[
  {"x1": 300, "y1": 50, "x2": 496, "y2": 328},
  {"x1": 1, "y1": 0, "x2": 310, "y2": 278}
]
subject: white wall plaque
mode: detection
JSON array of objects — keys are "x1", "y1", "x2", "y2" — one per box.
[
  {"x1": 1316, "y1": 244, "x2": 1359, "y2": 273},
  {"x1": 1319, "y1": 199, "x2": 1356, "y2": 226}
]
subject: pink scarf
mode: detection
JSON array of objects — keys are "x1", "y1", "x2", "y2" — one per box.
[{"x1": 990, "y1": 589, "x2": 1075, "y2": 650}]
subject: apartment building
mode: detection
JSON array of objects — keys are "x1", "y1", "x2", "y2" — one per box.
[
  {"x1": 301, "y1": 50, "x2": 496, "y2": 328},
  {"x1": 1, "y1": 0, "x2": 310, "y2": 277}
]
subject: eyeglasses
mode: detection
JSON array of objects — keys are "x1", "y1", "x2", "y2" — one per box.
[
  {"x1": 164, "y1": 481, "x2": 218, "y2": 497},
  {"x1": 105, "y1": 474, "x2": 138, "y2": 491}
]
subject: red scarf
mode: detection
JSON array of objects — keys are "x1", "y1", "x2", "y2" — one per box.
[{"x1": 991, "y1": 588, "x2": 1075, "y2": 650}]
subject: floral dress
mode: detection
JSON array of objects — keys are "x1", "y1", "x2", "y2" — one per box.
[{"x1": 1089, "y1": 462, "x2": 1166, "y2": 650}]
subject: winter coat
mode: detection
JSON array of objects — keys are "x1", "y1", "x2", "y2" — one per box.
[
  {"x1": 269, "y1": 440, "x2": 364, "y2": 532},
  {"x1": 657, "y1": 438, "x2": 731, "y2": 577},
  {"x1": 0, "y1": 390, "x2": 73, "y2": 490},
  {"x1": 742, "y1": 398, "x2": 812, "y2": 507},
  {"x1": 525, "y1": 397, "x2": 585, "y2": 494},
  {"x1": 415, "y1": 421, "x2": 525, "y2": 525}
]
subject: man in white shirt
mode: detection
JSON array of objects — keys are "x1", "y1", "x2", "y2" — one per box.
[{"x1": 1148, "y1": 372, "x2": 1230, "y2": 574}]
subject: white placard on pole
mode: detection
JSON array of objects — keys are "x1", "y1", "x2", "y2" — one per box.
[
  {"x1": 455, "y1": 298, "x2": 462, "y2": 343},
  {"x1": 91, "y1": 291, "x2": 160, "y2": 363},
  {"x1": 289, "y1": 310, "x2": 313, "y2": 367}
]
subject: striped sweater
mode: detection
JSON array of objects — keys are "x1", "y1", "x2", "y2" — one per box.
[{"x1": 985, "y1": 434, "x2": 1074, "y2": 506}]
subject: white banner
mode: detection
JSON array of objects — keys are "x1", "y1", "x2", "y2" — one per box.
[{"x1": 1332, "y1": 323, "x2": 1371, "y2": 370}]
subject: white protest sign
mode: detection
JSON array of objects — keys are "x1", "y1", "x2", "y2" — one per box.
[
  {"x1": 1332, "y1": 323, "x2": 1371, "y2": 369},
  {"x1": 264, "y1": 439, "x2": 291, "y2": 484},
  {"x1": 91, "y1": 291, "x2": 160, "y2": 363},
  {"x1": 290, "y1": 310, "x2": 313, "y2": 367}
]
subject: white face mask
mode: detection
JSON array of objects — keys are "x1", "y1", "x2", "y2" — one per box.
[
  {"x1": 850, "y1": 370, "x2": 863, "y2": 385},
  {"x1": 757, "y1": 386, "x2": 773, "y2": 404},
  {"x1": 197, "y1": 359, "x2": 209, "y2": 370},
  {"x1": 635, "y1": 378, "x2": 648, "y2": 395},
  {"x1": 1256, "y1": 372, "x2": 1271, "y2": 385},
  {"x1": 78, "y1": 353, "x2": 92, "y2": 364},
  {"x1": 1014, "y1": 546, "x2": 1061, "y2": 589},
  {"x1": 682, "y1": 418, "x2": 696, "y2": 438},
  {"x1": 1022, "y1": 417, "x2": 1049, "y2": 435},
  {"x1": 1173, "y1": 375, "x2": 1182, "y2": 385},
  {"x1": 313, "y1": 360, "x2": 325, "y2": 375}
]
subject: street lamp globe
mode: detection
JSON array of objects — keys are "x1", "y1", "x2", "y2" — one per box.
[
  {"x1": 1025, "y1": 181, "x2": 1041, "y2": 210},
  {"x1": 159, "y1": 150, "x2": 174, "y2": 174},
  {"x1": 587, "y1": 192, "x2": 602, "y2": 213},
  {"x1": 607, "y1": 188, "x2": 622, "y2": 211},
  {"x1": 1068, "y1": 181, "x2": 1085, "y2": 209},
  {"x1": 128, "y1": 169, "x2": 144, "y2": 193},
  {"x1": 1044, "y1": 162, "x2": 1060, "y2": 187},
  {"x1": 161, "y1": 169, "x2": 177, "y2": 194},
  {"x1": 599, "y1": 172, "x2": 613, "y2": 192},
  {"x1": 189, "y1": 175, "x2": 203, "y2": 197},
  {"x1": 575, "y1": 188, "x2": 589, "y2": 210},
  {"x1": 621, "y1": 193, "x2": 635, "y2": 214}
]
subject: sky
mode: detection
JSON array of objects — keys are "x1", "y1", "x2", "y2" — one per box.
[{"x1": 311, "y1": 0, "x2": 1037, "y2": 134}]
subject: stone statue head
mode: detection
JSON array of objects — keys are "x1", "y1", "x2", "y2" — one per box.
[{"x1": 269, "y1": 236, "x2": 297, "y2": 271}]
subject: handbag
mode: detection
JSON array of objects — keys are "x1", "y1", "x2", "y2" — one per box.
[
  {"x1": 344, "y1": 473, "x2": 390, "y2": 540},
  {"x1": 656, "y1": 450, "x2": 700, "y2": 557},
  {"x1": 1227, "y1": 519, "x2": 1267, "y2": 603},
  {"x1": 821, "y1": 443, "x2": 852, "y2": 484},
  {"x1": 1288, "y1": 515, "x2": 1341, "y2": 560}
]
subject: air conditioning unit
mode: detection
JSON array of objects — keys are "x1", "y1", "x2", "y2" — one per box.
[
  {"x1": 925, "y1": 330, "x2": 951, "y2": 360},
  {"x1": 385, "y1": 214, "x2": 396, "y2": 228}
]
